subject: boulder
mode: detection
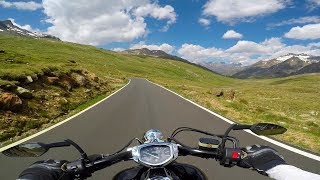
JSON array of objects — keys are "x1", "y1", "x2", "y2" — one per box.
[
  {"x1": 0, "y1": 49, "x2": 5, "y2": 53},
  {"x1": 25, "y1": 76, "x2": 33, "y2": 84},
  {"x1": 87, "y1": 72, "x2": 99, "y2": 82},
  {"x1": 60, "y1": 80, "x2": 73, "y2": 91},
  {"x1": 46, "y1": 77, "x2": 59, "y2": 85},
  {"x1": 215, "y1": 90, "x2": 224, "y2": 97},
  {"x1": 0, "y1": 93, "x2": 23, "y2": 112},
  {"x1": 71, "y1": 73, "x2": 87, "y2": 86},
  {"x1": 228, "y1": 89, "x2": 236, "y2": 100},
  {"x1": 16, "y1": 86, "x2": 33, "y2": 99}
]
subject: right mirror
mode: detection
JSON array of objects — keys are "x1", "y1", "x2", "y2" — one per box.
[
  {"x1": 250, "y1": 123, "x2": 287, "y2": 136},
  {"x1": 2, "y1": 142, "x2": 48, "y2": 157}
]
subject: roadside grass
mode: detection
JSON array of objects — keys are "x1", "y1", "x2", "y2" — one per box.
[{"x1": 0, "y1": 34, "x2": 319, "y2": 153}]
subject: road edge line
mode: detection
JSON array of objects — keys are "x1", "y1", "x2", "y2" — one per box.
[
  {"x1": 0, "y1": 80, "x2": 131, "y2": 152},
  {"x1": 147, "y1": 79, "x2": 320, "y2": 161}
]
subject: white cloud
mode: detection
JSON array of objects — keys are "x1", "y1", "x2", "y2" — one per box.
[
  {"x1": 177, "y1": 38, "x2": 320, "y2": 65},
  {"x1": 177, "y1": 44, "x2": 226, "y2": 62},
  {"x1": 42, "y1": 0, "x2": 177, "y2": 45},
  {"x1": 130, "y1": 41, "x2": 175, "y2": 54},
  {"x1": 112, "y1": 48, "x2": 126, "y2": 52},
  {"x1": 268, "y1": 16, "x2": 320, "y2": 27},
  {"x1": 133, "y1": 3, "x2": 176, "y2": 31},
  {"x1": 307, "y1": 0, "x2": 320, "y2": 10},
  {"x1": 202, "y1": 0, "x2": 287, "y2": 24},
  {"x1": 8, "y1": 18, "x2": 41, "y2": 33},
  {"x1": 284, "y1": 23, "x2": 320, "y2": 40},
  {"x1": 222, "y1": 30, "x2": 243, "y2": 39},
  {"x1": 0, "y1": 1, "x2": 42, "y2": 11},
  {"x1": 198, "y1": 18, "x2": 211, "y2": 26}
]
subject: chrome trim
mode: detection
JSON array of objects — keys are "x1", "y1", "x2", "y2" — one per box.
[
  {"x1": 144, "y1": 129, "x2": 164, "y2": 143},
  {"x1": 131, "y1": 142, "x2": 178, "y2": 168}
]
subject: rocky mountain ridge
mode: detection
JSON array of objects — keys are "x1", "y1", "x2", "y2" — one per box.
[
  {"x1": 232, "y1": 53, "x2": 320, "y2": 78},
  {"x1": 0, "y1": 20, "x2": 60, "y2": 40},
  {"x1": 199, "y1": 62, "x2": 246, "y2": 76}
]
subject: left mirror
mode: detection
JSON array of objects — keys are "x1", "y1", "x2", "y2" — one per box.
[{"x1": 2, "y1": 143, "x2": 48, "y2": 157}]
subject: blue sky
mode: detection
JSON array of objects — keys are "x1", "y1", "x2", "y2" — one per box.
[{"x1": 1, "y1": 0, "x2": 320, "y2": 64}]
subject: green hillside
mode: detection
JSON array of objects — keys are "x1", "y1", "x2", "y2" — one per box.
[{"x1": 0, "y1": 34, "x2": 319, "y2": 153}]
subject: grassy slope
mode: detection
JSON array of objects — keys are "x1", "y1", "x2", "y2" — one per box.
[{"x1": 0, "y1": 34, "x2": 319, "y2": 152}]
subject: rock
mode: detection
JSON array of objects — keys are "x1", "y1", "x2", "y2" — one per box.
[
  {"x1": 0, "y1": 50, "x2": 5, "y2": 53},
  {"x1": 46, "y1": 77, "x2": 59, "y2": 85},
  {"x1": 68, "y1": 60, "x2": 77, "y2": 64},
  {"x1": 15, "y1": 86, "x2": 33, "y2": 99},
  {"x1": 60, "y1": 80, "x2": 73, "y2": 91},
  {"x1": 87, "y1": 72, "x2": 99, "y2": 82},
  {"x1": 228, "y1": 89, "x2": 236, "y2": 100},
  {"x1": 52, "y1": 93, "x2": 60, "y2": 97},
  {"x1": 25, "y1": 76, "x2": 33, "y2": 84},
  {"x1": 71, "y1": 73, "x2": 87, "y2": 86},
  {"x1": 215, "y1": 90, "x2": 224, "y2": 97},
  {"x1": 0, "y1": 93, "x2": 23, "y2": 112},
  {"x1": 84, "y1": 89, "x2": 92, "y2": 94},
  {"x1": 2, "y1": 84, "x2": 17, "y2": 91},
  {"x1": 58, "y1": 98, "x2": 68, "y2": 105}
]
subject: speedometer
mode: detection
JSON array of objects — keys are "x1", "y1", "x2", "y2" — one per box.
[
  {"x1": 140, "y1": 145, "x2": 171, "y2": 165},
  {"x1": 131, "y1": 143, "x2": 178, "y2": 167}
]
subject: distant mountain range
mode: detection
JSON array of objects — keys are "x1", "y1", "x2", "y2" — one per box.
[
  {"x1": 198, "y1": 62, "x2": 246, "y2": 76},
  {"x1": 119, "y1": 48, "x2": 219, "y2": 74},
  {"x1": 0, "y1": 20, "x2": 59, "y2": 40},
  {"x1": 232, "y1": 53, "x2": 320, "y2": 78}
]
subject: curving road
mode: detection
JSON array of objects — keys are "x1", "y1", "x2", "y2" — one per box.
[{"x1": 0, "y1": 78, "x2": 319, "y2": 179}]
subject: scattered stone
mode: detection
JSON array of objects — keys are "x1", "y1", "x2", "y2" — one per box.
[
  {"x1": 303, "y1": 127, "x2": 309, "y2": 130},
  {"x1": 86, "y1": 72, "x2": 99, "y2": 82},
  {"x1": 15, "y1": 86, "x2": 33, "y2": 99},
  {"x1": 0, "y1": 93, "x2": 23, "y2": 112},
  {"x1": 46, "y1": 77, "x2": 60, "y2": 85},
  {"x1": 68, "y1": 60, "x2": 77, "y2": 64},
  {"x1": 3, "y1": 84, "x2": 17, "y2": 91},
  {"x1": 25, "y1": 76, "x2": 33, "y2": 84},
  {"x1": 0, "y1": 49, "x2": 5, "y2": 53},
  {"x1": 228, "y1": 89, "x2": 236, "y2": 100},
  {"x1": 52, "y1": 93, "x2": 60, "y2": 97},
  {"x1": 60, "y1": 80, "x2": 73, "y2": 91},
  {"x1": 84, "y1": 89, "x2": 92, "y2": 94},
  {"x1": 71, "y1": 73, "x2": 87, "y2": 87},
  {"x1": 215, "y1": 90, "x2": 224, "y2": 97},
  {"x1": 58, "y1": 98, "x2": 68, "y2": 105}
]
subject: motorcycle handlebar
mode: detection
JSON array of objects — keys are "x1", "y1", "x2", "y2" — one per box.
[
  {"x1": 65, "y1": 151, "x2": 132, "y2": 176},
  {"x1": 178, "y1": 146, "x2": 219, "y2": 159},
  {"x1": 66, "y1": 145, "x2": 240, "y2": 177}
]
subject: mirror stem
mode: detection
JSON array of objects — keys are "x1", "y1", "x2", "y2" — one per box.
[{"x1": 65, "y1": 139, "x2": 88, "y2": 159}]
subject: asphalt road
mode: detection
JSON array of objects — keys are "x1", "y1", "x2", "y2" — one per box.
[{"x1": 0, "y1": 78, "x2": 319, "y2": 179}]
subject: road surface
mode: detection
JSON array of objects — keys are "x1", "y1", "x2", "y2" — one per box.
[{"x1": 0, "y1": 78, "x2": 319, "y2": 179}]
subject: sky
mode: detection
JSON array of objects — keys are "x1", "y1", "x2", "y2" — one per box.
[{"x1": 1, "y1": 0, "x2": 320, "y2": 65}]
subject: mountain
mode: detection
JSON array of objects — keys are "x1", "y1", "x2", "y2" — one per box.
[
  {"x1": 199, "y1": 62, "x2": 246, "y2": 76},
  {"x1": 292, "y1": 61, "x2": 320, "y2": 75},
  {"x1": 121, "y1": 48, "x2": 187, "y2": 62},
  {"x1": 120, "y1": 48, "x2": 218, "y2": 74},
  {"x1": 0, "y1": 20, "x2": 60, "y2": 40},
  {"x1": 232, "y1": 53, "x2": 320, "y2": 78}
]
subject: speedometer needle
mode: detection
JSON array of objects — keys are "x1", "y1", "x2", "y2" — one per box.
[{"x1": 145, "y1": 152, "x2": 159, "y2": 159}]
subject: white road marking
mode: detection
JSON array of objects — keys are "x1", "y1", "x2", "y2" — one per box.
[
  {"x1": 0, "y1": 80, "x2": 131, "y2": 152},
  {"x1": 147, "y1": 79, "x2": 320, "y2": 161}
]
